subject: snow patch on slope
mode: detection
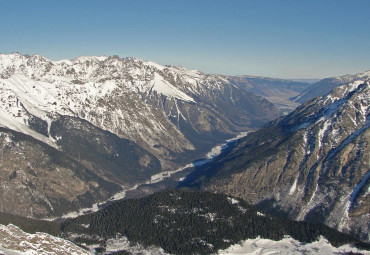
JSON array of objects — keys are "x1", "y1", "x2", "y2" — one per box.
[
  {"x1": 289, "y1": 178, "x2": 298, "y2": 195},
  {"x1": 72, "y1": 55, "x2": 107, "y2": 62},
  {"x1": 317, "y1": 120, "x2": 330, "y2": 150},
  {"x1": 142, "y1": 60, "x2": 166, "y2": 71},
  {"x1": 152, "y1": 73, "x2": 195, "y2": 102}
]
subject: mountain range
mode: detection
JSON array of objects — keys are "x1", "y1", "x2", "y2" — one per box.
[
  {"x1": 0, "y1": 52, "x2": 369, "y2": 253},
  {"x1": 0, "y1": 52, "x2": 280, "y2": 218}
]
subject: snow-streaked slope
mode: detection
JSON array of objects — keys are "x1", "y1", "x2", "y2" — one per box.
[
  {"x1": 218, "y1": 236, "x2": 369, "y2": 255},
  {"x1": 284, "y1": 80, "x2": 370, "y2": 239},
  {"x1": 0, "y1": 224, "x2": 89, "y2": 255},
  {"x1": 291, "y1": 80, "x2": 370, "y2": 235},
  {"x1": 188, "y1": 80, "x2": 370, "y2": 241}
]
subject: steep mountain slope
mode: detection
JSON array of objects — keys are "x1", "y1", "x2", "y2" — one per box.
[
  {"x1": 49, "y1": 115, "x2": 161, "y2": 185},
  {"x1": 0, "y1": 127, "x2": 122, "y2": 218},
  {"x1": 227, "y1": 76, "x2": 312, "y2": 113},
  {"x1": 0, "y1": 114, "x2": 163, "y2": 219},
  {"x1": 293, "y1": 70, "x2": 370, "y2": 103},
  {"x1": 0, "y1": 53, "x2": 279, "y2": 170},
  {"x1": 182, "y1": 80, "x2": 370, "y2": 241}
]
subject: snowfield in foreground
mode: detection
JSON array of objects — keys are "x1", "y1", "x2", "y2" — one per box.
[
  {"x1": 98, "y1": 234, "x2": 369, "y2": 255},
  {"x1": 0, "y1": 224, "x2": 89, "y2": 255},
  {"x1": 218, "y1": 236, "x2": 369, "y2": 255},
  {"x1": 0, "y1": 223, "x2": 368, "y2": 255}
]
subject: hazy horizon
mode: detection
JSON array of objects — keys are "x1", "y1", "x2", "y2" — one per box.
[{"x1": 1, "y1": 0, "x2": 369, "y2": 79}]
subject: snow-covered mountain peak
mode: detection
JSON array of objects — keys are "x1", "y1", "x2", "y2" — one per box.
[
  {"x1": 72, "y1": 55, "x2": 108, "y2": 63},
  {"x1": 142, "y1": 59, "x2": 167, "y2": 71},
  {"x1": 0, "y1": 53, "x2": 198, "y2": 151},
  {"x1": 358, "y1": 69, "x2": 370, "y2": 78},
  {"x1": 0, "y1": 53, "x2": 202, "y2": 97},
  {"x1": 166, "y1": 65, "x2": 204, "y2": 79},
  {"x1": 0, "y1": 53, "x2": 215, "y2": 90},
  {"x1": 29, "y1": 53, "x2": 50, "y2": 61},
  {"x1": 0, "y1": 52, "x2": 24, "y2": 60},
  {"x1": 0, "y1": 53, "x2": 26, "y2": 68},
  {"x1": 331, "y1": 70, "x2": 370, "y2": 82},
  {"x1": 0, "y1": 52, "x2": 202, "y2": 105},
  {"x1": 124, "y1": 56, "x2": 143, "y2": 62}
]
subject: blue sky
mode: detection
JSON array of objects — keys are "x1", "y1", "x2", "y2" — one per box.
[{"x1": 1, "y1": 0, "x2": 370, "y2": 79}]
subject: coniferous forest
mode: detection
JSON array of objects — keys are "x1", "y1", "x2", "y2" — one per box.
[{"x1": 2, "y1": 189, "x2": 367, "y2": 254}]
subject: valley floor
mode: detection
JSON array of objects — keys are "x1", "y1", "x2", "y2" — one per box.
[{"x1": 46, "y1": 132, "x2": 249, "y2": 221}]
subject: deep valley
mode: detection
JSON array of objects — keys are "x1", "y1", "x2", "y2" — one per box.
[{"x1": 0, "y1": 53, "x2": 369, "y2": 254}]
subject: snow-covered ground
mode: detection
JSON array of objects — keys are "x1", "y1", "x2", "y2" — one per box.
[
  {"x1": 218, "y1": 236, "x2": 369, "y2": 255},
  {"x1": 89, "y1": 235, "x2": 169, "y2": 255},
  {"x1": 1, "y1": 225, "x2": 368, "y2": 255},
  {"x1": 84, "y1": 235, "x2": 369, "y2": 255},
  {"x1": 0, "y1": 224, "x2": 89, "y2": 255}
]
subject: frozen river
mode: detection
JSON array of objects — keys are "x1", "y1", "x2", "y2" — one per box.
[{"x1": 47, "y1": 132, "x2": 249, "y2": 220}]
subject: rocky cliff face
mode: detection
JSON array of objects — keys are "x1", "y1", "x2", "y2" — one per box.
[{"x1": 183, "y1": 80, "x2": 370, "y2": 241}]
